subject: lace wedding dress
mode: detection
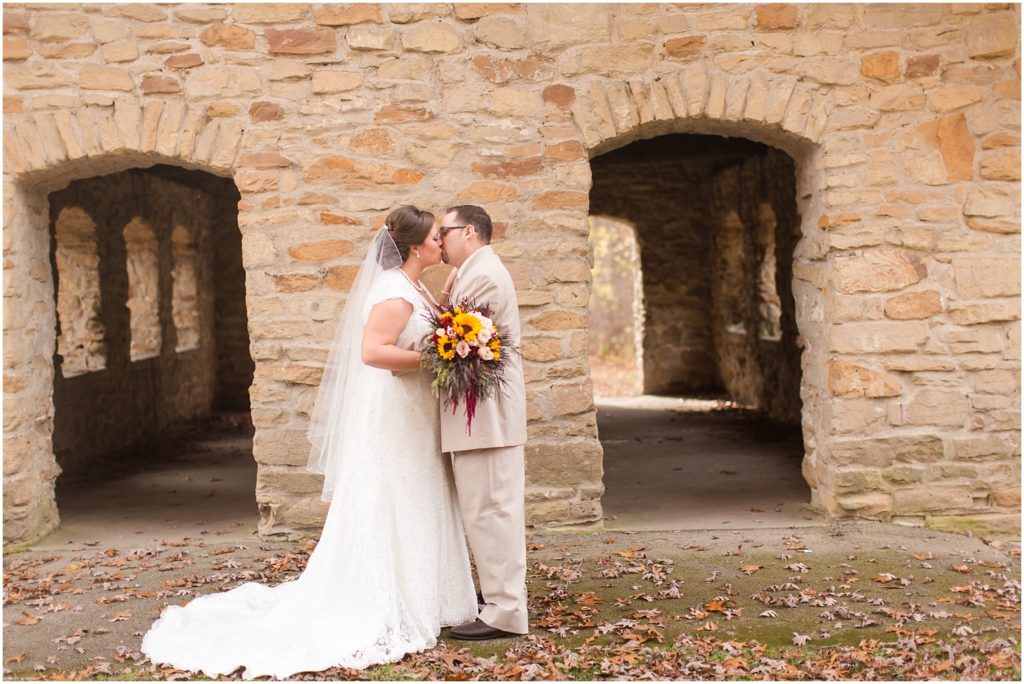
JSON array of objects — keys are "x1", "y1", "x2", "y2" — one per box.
[{"x1": 141, "y1": 269, "x2": 477, "y2": 679}]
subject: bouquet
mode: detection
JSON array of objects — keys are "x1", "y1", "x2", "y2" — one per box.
[{"x1": 421, "y1": 298, "x2": 513, "y2": 436}]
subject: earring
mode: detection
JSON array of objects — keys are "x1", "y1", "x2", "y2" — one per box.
[{"x1": 414, "y1": 249, "x2": 420, "y2": 258}]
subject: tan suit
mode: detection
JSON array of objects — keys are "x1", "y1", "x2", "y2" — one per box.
[{"x1": 441, "y1": 245, "x2": 529, "y2": 635}]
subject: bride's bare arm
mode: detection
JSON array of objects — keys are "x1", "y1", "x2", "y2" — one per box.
[{"x1": 361, "y1": 299, "x2": 422, "y2": 372}]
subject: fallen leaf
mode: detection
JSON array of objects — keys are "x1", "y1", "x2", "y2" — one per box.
[
  {"x1": 740, "y1": 564, "x2": 762, "y2": 575},
  {"x1": 705, "y1": 599, "x2": 728, "y2": 612},
  {"x1": 3, "y1": 654, "x2": 26, "y2": 665},
  {"x1": 15, "y1": 612, "x2": 41, "y2": 626}
]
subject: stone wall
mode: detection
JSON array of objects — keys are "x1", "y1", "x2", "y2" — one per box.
[
  {"x1": 709, "y1": 148, "x2": 804, "y2": 423},
  {"x1": 3, "y1": 3, "x2": 1020, "y2": 544},
  {"x1": 48, "y1": 167, "x2": 245, "y2": 479},
  {"x1": 212, "y1": 186, "x2": 254, "y2": 411}
]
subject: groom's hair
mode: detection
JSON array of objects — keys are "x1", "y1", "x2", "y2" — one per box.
[{"x1": 446, "y1": 205, "x2": 492, "y2": 244}]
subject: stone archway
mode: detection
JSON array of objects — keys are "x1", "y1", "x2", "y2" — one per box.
[
  {"x1": 3, "y1": 103, "x2": 246, "y2": 546},
  {"x1": 565, "y1": 65, "x2": 833, "y2": 519}
]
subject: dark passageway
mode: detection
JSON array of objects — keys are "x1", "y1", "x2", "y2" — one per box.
[{"x1": 587, "y1": 134, "x2": 814, "y2": 528}]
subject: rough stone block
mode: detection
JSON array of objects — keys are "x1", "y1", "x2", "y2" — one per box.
[
  {"x1": 829, "y1": 435, "x2": 945, "y2": 468},
  {"x1": 315, "y1": 4, "x2": 381, "y2": 25},
  {"x1": 832, "y1": 248, "x2": 925, "y2": 294},
  {"x1": 525, "y1": 440, "x2": 603, "y2": 487},
  {"x1": 966, "y1": 12, "x2": 1018, "y2": 58},
  {"x1": 884, "y1": 290, "x2": 941, "y2": 320},
  {"x1": 474, "y1": 15, "x2": 523, "y2": 49},
  {"x1": 861, "y1": 51, "x2": 900, "y2": 80},
  {"x1": 894, "y1": 485, "x2": 972, "y2": 513},
  {"x1": 905, "y1": 389, "x2": 969, "y2": 426},
  {"x1": 311, "y1": 70, "x2": 361, "y2": 93},
  {"x1": 830, "y1": 321, "x2": 930, "y2": 354},
  {"x1": 266, "y1": 28, "x2": 335, "y2": 55},
  {"x1": 828, "y1": 359, "x2": 902, "y2": 398},
  {"x1": 953, "y1": 255, "x2": 1020, "y2": 298},
  {"x1": 402, "y1": 22, "x2": 460, "y2": 52},
  {"x1": 952, "y1": 434, "x2": 1016, "y2": 461}
]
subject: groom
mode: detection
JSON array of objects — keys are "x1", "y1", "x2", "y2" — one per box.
[{"x1": 438, "y1": 205, "x2": 529, "y2": 640}]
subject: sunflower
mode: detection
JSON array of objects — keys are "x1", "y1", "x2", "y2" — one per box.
[
  {"x1": 488, "y1": 338, "x2": 501, "y2": 360},
  {"x1": 437, "y1": 336, "x2": 456, "y2": 361},
  {"x1": 452, "y1": 312, "x2": 482, "y2": 341}
]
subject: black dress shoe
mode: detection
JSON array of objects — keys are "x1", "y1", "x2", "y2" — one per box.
[{"x1": 448, "y1": 618, "x2": 521, "y2": 641}]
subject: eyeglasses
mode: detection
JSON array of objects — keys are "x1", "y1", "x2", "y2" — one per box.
[{"x1": 438, "y1": 225, "x2": 467, "y2": 238}]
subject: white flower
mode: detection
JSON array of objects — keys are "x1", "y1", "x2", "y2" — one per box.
[
  {"x1": 477, "y1": 315, "x2": 493, "y2": 329},
  {"x1": 446, "y1": 326, "x2": 456, "y2": 337},
  {"x1": 478, "y1": 346, "x2": 494, "y2": 361},
  {"x1": 455, "y1": 340, "x2": 471, "y2": 358},
  {"x1": 477, "y1": 327, "x2": 493, "y2": 344},
  {"x1": 435, "y1": 327, "x2": 447, "y2": 337}
]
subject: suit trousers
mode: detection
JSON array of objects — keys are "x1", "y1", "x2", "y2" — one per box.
[{"x1": 450, "y1": 444, "x2": 528, "y2": 634}]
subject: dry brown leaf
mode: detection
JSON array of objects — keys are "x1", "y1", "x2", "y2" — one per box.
[
  {"x1": 723, "y1": 656, "x2": 749, "y2": 670},
  {"x1": 739, "y1": 564, "x2": 762, "y2": 575},
  {"x1": 4, "y1": 654, "x2": 26, "y2": 665},
  {"x1": 989, "y1": 650, "x2": 1017, "y2": 668},
  {"x1": 15, "y1": 612, "x2": 40, "y2": 626}
]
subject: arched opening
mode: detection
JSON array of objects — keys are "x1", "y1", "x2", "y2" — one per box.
[
  {"x1": 588, "y1": 133, "x2": 814, "y2": 530},
  {"x1": 46, "y1": 165, "x2": 255, "y2": 544}
]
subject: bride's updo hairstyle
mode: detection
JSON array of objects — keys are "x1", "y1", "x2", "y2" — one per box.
[{"x1": 383, "y1": 205, "x2": 434, "y2": 263}]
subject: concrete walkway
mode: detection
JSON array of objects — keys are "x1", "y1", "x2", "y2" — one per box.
[
  {"x1": 33, "y1": 396, "x2": 821, "y2": 553},
  {"x1": 598, "y1": 395, "x2": 822, "y2": 531},
  {"x1": 36, "y1": 415, "x2": 259, "y2": 551}
]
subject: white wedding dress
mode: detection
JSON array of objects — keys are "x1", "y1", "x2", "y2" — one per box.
[{"x1": 141, "y1": 269, "x2": 477, "y2": 679}]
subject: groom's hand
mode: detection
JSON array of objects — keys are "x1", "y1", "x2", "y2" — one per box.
[{"x1": 440, "y1": 268, "x2": 458, "y2": 304}]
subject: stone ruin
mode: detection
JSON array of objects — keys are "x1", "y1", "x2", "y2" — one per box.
[{"x1": 3, "y1": 3, "x2": 1020, "y2": 546}]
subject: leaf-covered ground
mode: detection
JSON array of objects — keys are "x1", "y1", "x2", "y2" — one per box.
[{"x1": 4, "y1": 523, "x2": 1020, "y2": 680}]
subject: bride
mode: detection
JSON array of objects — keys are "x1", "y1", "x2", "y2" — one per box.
[{"x1": 141, "y1": 206, "x2": 478, "y2": 678}]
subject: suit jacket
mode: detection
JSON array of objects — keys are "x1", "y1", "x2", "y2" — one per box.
[{"x1": 440, "y1": 246, "x2": 528, "y2": 453}]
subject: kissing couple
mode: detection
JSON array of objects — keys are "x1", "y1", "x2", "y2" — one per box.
[{"x1": 141, "y1": 204, "x2": 529, "y2": 679}]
